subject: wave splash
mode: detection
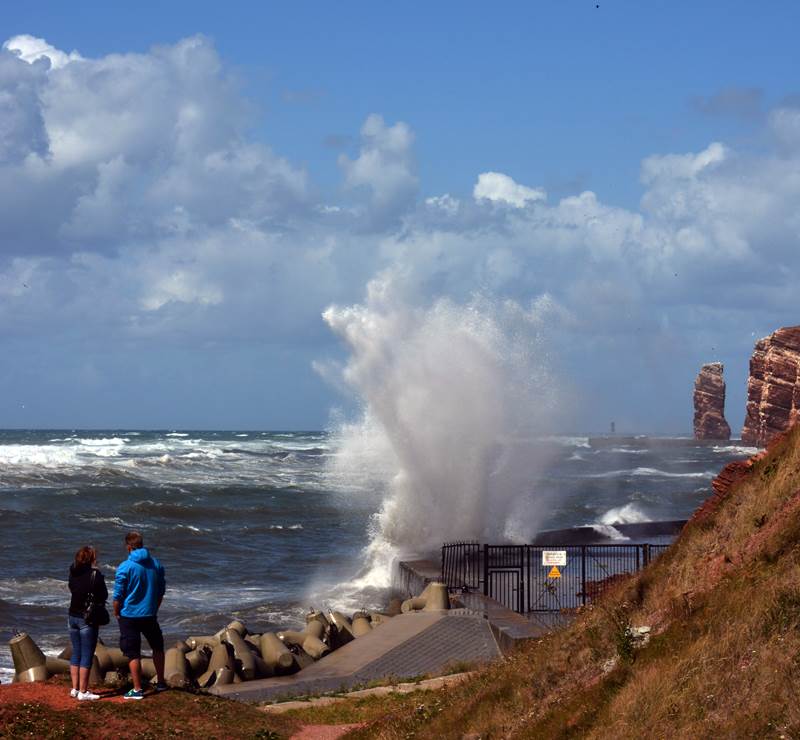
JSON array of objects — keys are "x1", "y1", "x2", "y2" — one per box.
[{"x1": 322, "y1": 279, "x2": 561, "y2": 588}]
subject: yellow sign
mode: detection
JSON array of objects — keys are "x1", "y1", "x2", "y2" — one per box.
[{"x1": 548, "y1": 566, "x2": 561, "y2": 579}]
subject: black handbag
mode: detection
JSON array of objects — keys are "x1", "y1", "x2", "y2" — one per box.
[{"x1": 83, "y1": 569, "x2": 110, "y2": 627}]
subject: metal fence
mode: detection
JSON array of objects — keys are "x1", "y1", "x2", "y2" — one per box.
[{"x1": 441, "y1": 542, "x2": 671, "y2": 614}]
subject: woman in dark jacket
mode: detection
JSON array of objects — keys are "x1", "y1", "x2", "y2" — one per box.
[{"x1": 68, "y1": 545, "x2": 108, "y2": 700}]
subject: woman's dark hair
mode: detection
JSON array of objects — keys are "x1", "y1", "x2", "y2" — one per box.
[{"x1": 74, "y1": 545, "x2": 97, "y2": 568}]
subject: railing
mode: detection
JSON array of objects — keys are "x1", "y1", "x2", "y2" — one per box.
[{"x1": 441, "y1": 542, "x2": 671, "y2": 614}]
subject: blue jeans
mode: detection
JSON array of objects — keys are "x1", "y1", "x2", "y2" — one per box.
[{"x1": 68, "y1": 614, "x2": 99, "y2": 669}]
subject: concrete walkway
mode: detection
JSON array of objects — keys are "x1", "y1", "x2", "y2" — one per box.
[
  {"x1": 262, "y1": 671, "x2": 476, "y2": 713},
  {"x1": 211, "y1": 611, "x2": 499, "y2": 703}
]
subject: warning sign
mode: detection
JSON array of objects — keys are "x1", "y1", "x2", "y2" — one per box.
[
  {"x1": 548, "y1": 566, "x2": 561, "y2": 579},
  {"x1": 542, "y1": 550, "x2": 567, "y2": 567}
]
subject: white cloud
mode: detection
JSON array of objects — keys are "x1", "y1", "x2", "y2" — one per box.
[
  {"x1": 338, "y1": 114, "x2": 418, "y2": 225},
  {"x1": 3, "y1": 34, "x2": 82, "y2": 70},
  {"x1": 2, "y1": 33, "x2": 800, "y2": 430},
  {"x1": 473, "y1": 171, "x2": 546, "y2": 207}
]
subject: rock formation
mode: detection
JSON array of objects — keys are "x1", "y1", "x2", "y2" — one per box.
[
  {"x1": 693, "y1": 363, "x2": 731, "y2": 440},
  {"x1": 741, "y1": 326, "x2": 800, "y2": 447}
]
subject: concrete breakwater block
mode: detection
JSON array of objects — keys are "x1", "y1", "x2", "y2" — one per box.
[{"x1": 210, "y1": 610, "x2": 501, "y2": 703}]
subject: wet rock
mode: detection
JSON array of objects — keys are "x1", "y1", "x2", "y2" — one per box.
[
  {"x1": 693, "y1": 362, "x2": 731, "y2": 440},
  {"x1": 742, "y1": 326, "x2": 800, "y2": 446}
]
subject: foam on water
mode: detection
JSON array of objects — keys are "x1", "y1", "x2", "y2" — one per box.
[
  {"x1": 322, "y1": 279, "x2": 560, "y2": 587},
  {"x1": 713, "y1": 444, "x2": 759, "y2": 456},
  {"x1": 585, "y1": 467, "x2": 715, "y2": 479},
  {"x1": 590, "y1": 524, "x2": 629, "y2": 540},
  {"x1": 600, "y1": 503, "x2": 651, "y2": 525}
]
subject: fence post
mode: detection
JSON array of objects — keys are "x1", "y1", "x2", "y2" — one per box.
[
  {"x1": 643, "y1": 543, "x2": 650, "y2": 567},
  {"x1": 581, "y1": 545, "x2": 586, "y2": 606},
  {"x1": 441, "y1": 545, "x2": 445, "y2": 585},
  {"x1": 482, "y1": 544, "x2": 489, "y2": 597}
]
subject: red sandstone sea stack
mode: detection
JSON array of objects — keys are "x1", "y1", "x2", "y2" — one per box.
[
  {"x1": 693, "y1": 362, "x2": 731, "y2": 440},
  {"x1": 741, "y1": 326, "x2": 800, "y2": 447}
]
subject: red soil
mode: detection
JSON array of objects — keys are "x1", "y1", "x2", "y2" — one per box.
[
  {"x1": 291, "y1": 724, "x2": 365, "y2": 739},
  {"x1": 0, "y1": 678, "x2": 125, "y2": 710}
]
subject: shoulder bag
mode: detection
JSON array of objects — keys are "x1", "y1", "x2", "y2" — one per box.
[{"x1": 83, "y1": 569, "x2": 110, "y2": 627}]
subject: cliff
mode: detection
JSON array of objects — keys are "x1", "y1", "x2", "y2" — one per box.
[
  {"x1": 349, "y1": 429, "x2": 800, "y2": 738},
  {"x1": 741, "y1": 326, "x2": 800, "y2": 446},
  {"x1": 693, "y1": 362, "x2": 731, "y2": 440}
]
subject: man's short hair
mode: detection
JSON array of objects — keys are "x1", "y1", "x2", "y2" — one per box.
[{"x1": 125, "y1": 531, "x2": 144, "y2": 549}]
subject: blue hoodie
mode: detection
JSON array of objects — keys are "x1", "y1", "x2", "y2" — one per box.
[{"x1": 113, "y1": 548, "x2": 166, "y2": 618}]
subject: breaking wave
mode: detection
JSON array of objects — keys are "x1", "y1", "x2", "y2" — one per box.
[{"x1": 322, "y1": 280, "x2": 561, "y2": 587}]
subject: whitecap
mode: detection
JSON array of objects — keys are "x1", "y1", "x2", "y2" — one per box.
[
  {"x1": 78, "y1": 437, "x2": 129, "y2": 446},
  {"x1": 590, "y1": 524, "x2": 629, "y2": 540},
  {"x1": 586, "y1": 467, "x2": 714, "y2": 479},
  {"x1": 712, "y1": 445, "x2": 759, "y2": 455},
  {"x1": 0, "y1": 444, "x2": 80, "y2": 467},
  {"x1": 595, "y1": 447, "x2": 647, "y2": 455},
  {"x1": 78, "y1": 515, "x2": 142, "y2": 529},
  {"x1": 544, "y1": 436, "x2": 591, "y2": 448},
  {"x1": 600, "y1": 503, "x2": 650, "y2": 525}
]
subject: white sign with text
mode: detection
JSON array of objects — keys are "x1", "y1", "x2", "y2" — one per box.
[{"x1": 542, "y1": 550, "x2": 567, "y2": 567}]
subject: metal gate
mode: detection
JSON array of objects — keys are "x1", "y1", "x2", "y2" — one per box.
[{"x1": 442, "y1": 542, "x2": 670, "y2": 614}]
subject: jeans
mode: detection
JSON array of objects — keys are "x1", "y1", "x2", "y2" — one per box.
[{"x1": 68, "y1": 613, "x2": 99, "y2": 669}]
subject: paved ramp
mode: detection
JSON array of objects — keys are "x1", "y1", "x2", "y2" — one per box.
[{"x1": 211, "y1": 611, "x2": 500, "y2": 703}]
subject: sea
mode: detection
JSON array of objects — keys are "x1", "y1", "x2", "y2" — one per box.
[{"x1": 0, "y1": 429, "x2": 757, "y2": 681}]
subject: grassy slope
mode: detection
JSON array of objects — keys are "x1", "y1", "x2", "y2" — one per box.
[{"x1": 346, "y1": 427, "x2": 800, "y2": 739}]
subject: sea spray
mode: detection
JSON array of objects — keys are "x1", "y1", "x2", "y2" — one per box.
[{"x1": 321, "y1": 278, "x2": 561, "y2": 588}]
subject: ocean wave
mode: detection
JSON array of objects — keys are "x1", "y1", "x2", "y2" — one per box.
[
  {"x1": 590, "y1": 524, "x2": 629, "y2": 541},
  {"x1": 599, "y1": 503, "x2": 651, "y2": 525},
  {"x1": 712, "y1": 445, "x2": 759, "y2": 456},
  {"x1": 78, "y1": 437, "x2": 129, "y2": 446},
  {"x1": 0, "y1": 444, "x2": 81, "y2": 467},
  {"x1": 594, "y1": 447, "x2": 647, "y2": 455},
  {"x1": 586, "y1": 467, "x2": 715, "y2": 479},
  {"x1": 174, "y1": 524, "x2": 211, "y2": 533},
  {"x1": 131, "y1": 500, "x2": 222, "y2": 519},
  {"x1": 78, "y1": 515, "x2": 144, "y2": 529},
  {"x1": 545, "y1": 436, "x2": 591, "y2": 448},
  {"x1": 0, "y1": 577, "x2": 68, "y2": 607},
  {"x1": 241, "y1": 523, "x2": 305, "y2": 534},
  {"x1": 166, "y1": 432, "x2": 189, "y2": 437},
  {"x1": 269, "y1": 440, "x2": 331, "y2": 452}
]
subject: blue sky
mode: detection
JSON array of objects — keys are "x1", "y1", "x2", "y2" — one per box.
[{"x1": 1, "y1": 2, "x2": 799, "y2": 431}]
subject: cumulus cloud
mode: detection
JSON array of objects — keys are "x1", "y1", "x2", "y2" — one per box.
[
  {"x1": 2, "y1": 33, "x2": 800, "y2": 430},
  {"x1": 338, "y1": 114, "x2": 418, "y2": 226},
  {"x1": 473, "y1": 171, "x2": 546, "y2": 207},
  {"x1": 3, "y1": 34, "x2": 82, "y2": 69}
]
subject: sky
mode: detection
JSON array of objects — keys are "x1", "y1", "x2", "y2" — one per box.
[{"x1": 1, "y1": 1, "x2": 799, "y2": 432}]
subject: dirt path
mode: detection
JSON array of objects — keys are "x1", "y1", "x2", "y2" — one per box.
[{"x1": 290, "y1": 724, "x2": 365, "y2": 739}]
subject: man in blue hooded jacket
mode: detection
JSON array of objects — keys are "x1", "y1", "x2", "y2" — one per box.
[{"x1": 113, "y1": 531, "x2": 167, "y2": 699}]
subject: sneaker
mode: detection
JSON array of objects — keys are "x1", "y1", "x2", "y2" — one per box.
[
  {"x1": 70, "y1": 688, "x2": 79, "y2": 698},
  {"x1": 123, "y1": 688, "x2": 145, "y2": 700},
  {"x1": 77, "y1": 691, "x2": 100, "y2": 701},
  {"x1": 155, "y1": 682, "x2": 168, "y2": 693}
]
